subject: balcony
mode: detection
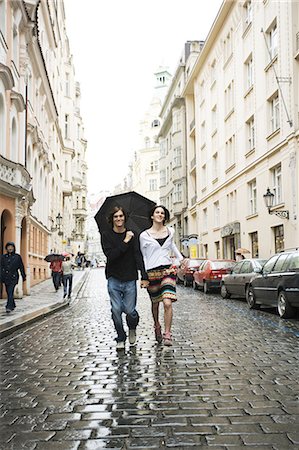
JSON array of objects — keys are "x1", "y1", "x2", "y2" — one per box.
[
  {"x1": 63, "y1": 179, "x2": 72, "y2": 196},
  {"x1": 0, "y1": 154, "x2": 32, "y2": 197},
  {"x1": 73, "y1": 207, "x2": 87, "y2": 217}
]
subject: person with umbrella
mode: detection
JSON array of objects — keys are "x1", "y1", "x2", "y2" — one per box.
[
  {"x1": 139, "y1": 205, "x2": 184, "y2": 346},
  {"x1": 0, "y1": 242, "x2": 26, "y2": 313},
  {"x1": 100, "y1": 205, "x2": 149, "y2": 350},
  {"x1": 49, "y1": 257, "x2": 63, "y2": 291}
]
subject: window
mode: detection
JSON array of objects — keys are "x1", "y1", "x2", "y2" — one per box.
[
  {"x1": 201, "y1": 121, "x2": 206, "y2": 145},
  {"x1": 273, "y1": 254, "x2": 289, "y2": 272},
  {"x1": 149, "y1": 179, "x2": 157, "y2": 191},
  {"x1": 250, "y1": 231, "x2": 259, "y2": 258},
  {"x1": 65, "y1": 73, "x2": 70, "y2": 96},
  {"x1": 173, "y1": 147, "x2": 182, "y2": 167},
  {"x1": 248, "y1": 179, "x2": 257, "y2": 215},
  {"x1": 64, "y1": 114, "x2": 69, "y2": 139},
  {"x1": 245, "y1": 55, "x2": 253, "y2": 90},
  {"x1": 273, "y1": 225, "x2": 284, "y2": 253},
  {"x1": 244, "y1": 0, "x2": 252, "y2": 26},
  {"x1": 203, "y1": 208, "x2": 208, "y2": 232},
  {"x1": 227, "y1": 190, "x2": 237, "y2": 222},
  {"x1": 269, "y1": 92, "x2": 280, "y2": 133},
  {"x1": 263, "y1": 255, "x2": 279, "y2": 274},
  {"x1": 288, "y1": 254, "x2": 299, "y2": 270},
  {"x1": 225, "y1": 135, "x2": 235, "y2": 168},
  {"x1": 246, "y1": 116, "x2": 255, "y2": 151},
  {"x1": 214, "y1": 201, "x2": 220, "y2": 227},
  {"x1": 224, "y1": 81, "x2": 234, "y2": 116},
  {"x1": 223, "y1": 28, "x2": 233, "y2": 62},
  {"x1": 152, "y1": 119, "x2": 160, "y2": 127},
  {"x1": 268, "y1": 21, "x2": 278, "y2": 60},
  {"x1": 160, "y1": 169, "x2": 166, "y2": 187},
  {"x1": 215, "y1": 241, "x2": 220, "y2": 259},
  {"x1": 212, "y1": 153, "x2": 218, "y2": 180},
  {"x1": 211, "y1": 105, "x2": 217, "y2": 132},
  {"x1": 174, "y1": 182, "x2": 182, "y2": 203},
  {"x1": 211, "y1": 59, "x2": 216, "y2": 85},
  {"x1": 160, "y1": 140, "x2": 166, "y2": 157},
  {"x1": 172, "y1": 111, "x2": 181, "y2": 133},
  {"x1": 202, "y1": 164, "x2": 207, "y2": 189},
  {"x1": 271, "y1": 164, "x2": 282, "y2": 205}
]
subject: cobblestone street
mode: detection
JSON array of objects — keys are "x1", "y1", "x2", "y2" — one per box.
[{"x1": 1, "y1": 268, "x2": 299, "y2": 450}]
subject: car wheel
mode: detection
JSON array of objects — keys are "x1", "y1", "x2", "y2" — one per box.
[
  {"x1": 193, "y1": 280, "x2": 198, "y2": 290},
  {"x1": 221, "y1": 283, "x2": 230, "y2": 299},
  {"x1": 246, "y1": 286, "x2": 259, "y2": 309},
  {"x1": 277, "y1": 291, "x2": 295, "y2": 319},
  {"x1": 203, "y1": 281, "x2": 209, "y2": 294}
]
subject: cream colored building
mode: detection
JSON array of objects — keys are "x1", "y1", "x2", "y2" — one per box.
[
  {"x1": 158, "y1": 41, "x2": 204, "y2": 252},
  {"x1": 183, "y1": 0, "x2": 299, "y2": 260},
  {"x1": 0, "y1": 0, "x2": 87, "y2": 293},
  {"x1": 131, "y1": 68, "x2": 171, "y2": 204}
]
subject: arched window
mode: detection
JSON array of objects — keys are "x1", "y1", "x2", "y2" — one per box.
[{"x1": 11, "y1": 117, "x2": 17, "y2": 161}]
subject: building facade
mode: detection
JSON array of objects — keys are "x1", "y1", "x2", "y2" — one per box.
[
  {"x1": 183, "y1": 0, "x2": 299, "y2": 260},
  {"x1": 158, "y1": 41, "x2": 204, "y2": 253},
  {"x1": 131, "y1": 67, "x2": 171, "y2": 204},
  {"x1": 0, "y1": 0, "x2": 87, "y2": 295}
]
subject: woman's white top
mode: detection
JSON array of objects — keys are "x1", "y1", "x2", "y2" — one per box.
[
  {"x1": 139, "y1": 227, "x2": 183, "y2": 271},
  {"x1": 62, "y1": 260, "x2": 72, "y2": 275}
]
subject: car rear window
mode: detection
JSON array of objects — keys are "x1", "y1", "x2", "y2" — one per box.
[
  {"x1": 211, "y1": 261, "x2": 235, "y2": 269},
  {"x1": 288, "y1": 254, "x2": 299, "y2": 270}
]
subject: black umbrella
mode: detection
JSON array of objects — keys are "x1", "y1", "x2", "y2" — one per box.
[
  {"x1": 44, "y1": 253, "x2": 64, "y2": 262},
  {"x1": 94, "y1": 191, "x2": 156, "y2": 235}
]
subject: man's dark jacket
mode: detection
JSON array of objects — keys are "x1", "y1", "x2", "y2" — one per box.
[
  {"x1": 101, "y1": 229, "x2": 147, "y2": 281},
  {"x1": 0, "y1": 243, "x2": 26, "y2": 286}
]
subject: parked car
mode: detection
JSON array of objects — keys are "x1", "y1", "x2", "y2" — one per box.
[
  {"x1": 221, "y1": 258, "x2": 267, "y2": 299},
  {"x1": 193, "y1": 259, "x2": 236, "y2": 293},
  {"x1": 246, "y1": 249, "x2": 299, "y2": 319},
  {"x1": 177, "y1": 258, "x2": 205, "y2": 286}
]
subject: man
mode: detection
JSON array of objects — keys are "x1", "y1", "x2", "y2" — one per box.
[
  {"x1": 61, "y1": 256, "x2": 73, "y2": 299},
  {"x1": 0, "y1": 242, "x2": 26, "y2": 313},
  {"x1": 101, "y1": 206, "x2": 148, "y2": 350},
  {"x1": 50, "y1": 258, "x2": 62, "y2": 291}
]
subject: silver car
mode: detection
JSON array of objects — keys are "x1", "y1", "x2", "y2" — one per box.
[{"x1": 221, "y1": 259, "x2": 266, "y2": 299}]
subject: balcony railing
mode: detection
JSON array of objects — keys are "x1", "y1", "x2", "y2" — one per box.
[{"x1": 0, "y1": 154, "x2": 31, "y2": 192}]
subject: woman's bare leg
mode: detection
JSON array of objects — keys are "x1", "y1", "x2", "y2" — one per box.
[{"x1": 163, "y1": 299, "x2": 173, "y2": 335}]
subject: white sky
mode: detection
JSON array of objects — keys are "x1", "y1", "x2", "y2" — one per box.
[{"x1": 64, "y1": 0, "x2": 223, "y2": 194}]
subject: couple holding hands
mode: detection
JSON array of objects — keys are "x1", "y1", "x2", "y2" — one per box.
[{"x1": 101, "y1": 204, "x2": 184, "y2": 350}]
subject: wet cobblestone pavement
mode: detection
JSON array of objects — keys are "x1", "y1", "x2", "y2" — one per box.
[{"x1": 1, "y1": 268, "x2": 299, "y2": 450}]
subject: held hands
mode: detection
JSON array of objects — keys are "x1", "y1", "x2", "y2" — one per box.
[
  {"x1": 140, "y1": 280, "x2": 149, "y2": 288},
  {"x1": 124, "y1": 230, "x2": 134, "y2": 243}
]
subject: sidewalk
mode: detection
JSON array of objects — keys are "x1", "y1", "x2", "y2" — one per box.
[{"x1": 0, "y1": 269, "x2": 89, "y2": 338}]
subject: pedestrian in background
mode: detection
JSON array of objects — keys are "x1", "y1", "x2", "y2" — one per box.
[
  {"x1": 0, "y1": 241, "x2": 26, "y2": 313},
  {"x1": 101, "y1": 206, "x2": 148, "y2": 350},
  {"x1": 139, "y1": 205, "x2": 183, "y2": 346},
  {"x1": 50, "y1": 258, "x2": 62, "y2": 291},
  {"x1": 62, "y1": 256, "x2": 73, "y2": 299}
]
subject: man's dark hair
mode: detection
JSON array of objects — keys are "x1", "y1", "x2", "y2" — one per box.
[
  {"x1": 107, "y1": 206, "x2": 127, "y2": 226},
  {"x1": 149, "y1": 205, "x2": 170, "y2": 225}
]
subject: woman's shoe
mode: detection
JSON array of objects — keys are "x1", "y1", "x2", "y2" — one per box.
[
  {"x1": 154, "y1": 323, "x2": 163, "y2": 344},
  {"x1": 163, "y1": 332, "x2": 173, "y2": 346}
]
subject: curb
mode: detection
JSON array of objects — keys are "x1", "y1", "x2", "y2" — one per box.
[{"x1": 0, "y1": 270, "x2": 89, "y2": 339}]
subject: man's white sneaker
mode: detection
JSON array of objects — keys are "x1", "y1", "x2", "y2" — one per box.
[
  {"x1": 129, "y1": 329, "x2": 136, "y2": 346},
  {"x1": 116, "y1": 341, "x2": 125, "y2": 350}
]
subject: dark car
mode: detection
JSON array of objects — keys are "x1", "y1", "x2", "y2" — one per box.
[
  {"x1": 193, "y1": 259, "x2": 236, "y2": 293},
  {"x1": 177, "y1": 258, "x2": 205, "y2": 286},
  {"x1": 246, "y1": 249, "x2": 299, "y2": 318},
  {"x1": 221, "y1": 258, "x2": 267, "y2": 299}
]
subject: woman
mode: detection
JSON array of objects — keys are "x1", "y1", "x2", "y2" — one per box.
[
  {"x1": 139, "y1": 205, "x2": 183, "y2": 346},
  {"x1": 61, "y1": 256, "x2": 73, "y2": 299}
]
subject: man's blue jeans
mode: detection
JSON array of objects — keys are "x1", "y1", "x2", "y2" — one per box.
[
  {"x1": 107, "y1": 277, "x2": 139, "y2": 342},
  {"x1": 62, "y1": 274, "x2": 73, "y2": 297},
  {"x1": 5, "y1": 283, "x2": 16, "y2": 311}
]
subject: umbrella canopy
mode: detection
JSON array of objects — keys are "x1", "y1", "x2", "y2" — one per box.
[
  {"x1": 62, "y1": 251, "x2": 74, "y2": 257},
  {"x1": 44, "y1": 253, "x2": 64, "y2": 262},
  {"x1": 94, "y1": 191, "x2": 156, "y2": 235},
  {"x1": 235, "y1": 248, "x2": 250, "y2": 254}
]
